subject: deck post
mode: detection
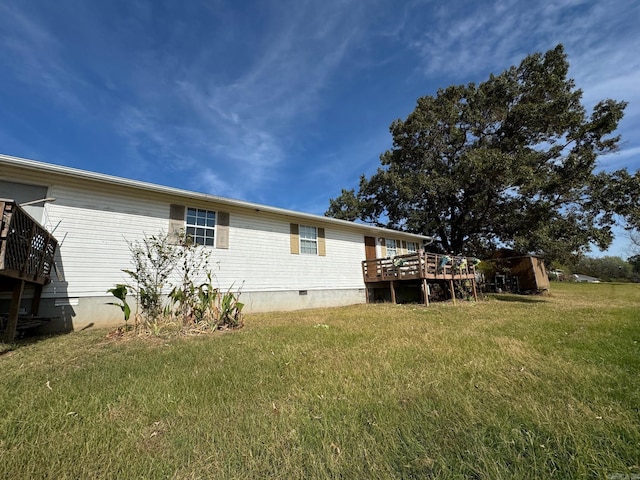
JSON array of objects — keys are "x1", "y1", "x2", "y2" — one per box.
[
  {"x1": 3, "y1": 280, "x2": 25, "y2": 342},
  {"x1": 449, "y1": 279, "x2": 456, "y2": 304},
  {"x1": 471, "y1": 278, "x2": 478, "y2": 302},
  {"x1": 390, "y1": 281, "x2": 397, "y2": 304},
  {"x1": 422, "y1": 278, "x2": 429, "y2": 306},
  {"x1": 31, "y1": 284, "x2": 44, "y2": 315}
]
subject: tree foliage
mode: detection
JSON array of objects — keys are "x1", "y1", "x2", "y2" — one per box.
[
  {"x1": 627, "y1": 254, "x2": 640, "y2": 278},
  {"x1": 573, "y1": 256, "x2": 633, "y2": 282},
  {"x1": 632, "y1": 231, "x2": 640, "y2": 254},
  {"x1": 326, "y1": 45, "x2": 639, "y2": 261}
]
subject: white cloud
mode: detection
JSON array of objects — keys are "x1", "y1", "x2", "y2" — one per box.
[
  {"x1": 195, "y1": 168, "x2": 232, "y2": 198},
  {"x1": 0, "y1": 1, "x2": 369, "y2": 200},
  {"x1": 405, "y1": 0, "x2": 638, "y2": 86},
  {"x1": 3, "y1": 0, "x2": 637, "y2": 212},
  {"x1": 139, "y1": 1, "x2": 370, "y2": 198},
  {"x1": 0, "y1": 3, "x2": 87, "y2": 112}
]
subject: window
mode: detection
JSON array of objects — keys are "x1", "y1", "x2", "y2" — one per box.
[
  {"x1": 186, "y1": 207, "x2": 216, "y2": 246},
  {"x1": 385, "y1": 238, "x2": 397, "y2": 257},
  {"x1": 290, "y1": 223, "x2": 326, "y2": 256},
  {"x1": 406, "y1": 241, "x2": 418, "y2": 253},
  {"x1": 299, "y1": 225, "x2": 318, "y2": 254}
]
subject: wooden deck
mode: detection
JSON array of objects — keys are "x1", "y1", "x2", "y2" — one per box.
[
  {"x1": 1, "y1": 199, "x2": 57, "y2": 284},
  {"x1": 362, "y1": 252, "x2": 477, "y2": 283},
  {"x1": 362, "y1": 253, "x2": 478, "y2": 305},
  {"x1": 1, "y1": 199, "x2": 58, "y2": 341}
]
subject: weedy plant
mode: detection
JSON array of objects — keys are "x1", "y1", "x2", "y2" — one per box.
[
  {"x1": 217, "y1": 283, "x2": 245, "y2": 329},
  {"x1": 166, "y1": 233, "x2": 216, "y2": 327},
  {"x1": 123, "y1": 233, "x2": 179, "y2": 329},
  {"x1": 106, "y1": 284, "x2": 131, "y2": 327},
  {"x1": 110, "y1": 231, "x2": 244, "y2": 336}
]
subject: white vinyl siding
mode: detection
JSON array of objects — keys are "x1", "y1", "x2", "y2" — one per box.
[
  {"x1": 42, "y1": 185, "x2": 170, "y2": 297},
  {"x1": 0, "y1": 157, "x2": 431, "y2": 325},
  {"x1": 6, "y1": 172, "x2": 424, "y2": 298},
  {"x1": 37, "y1": 187, "x2": 373, "y2": 296}
]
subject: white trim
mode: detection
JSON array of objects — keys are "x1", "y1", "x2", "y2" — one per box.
[{"x1": 185, "y1": 206, "x2": 216, "y2": 247}]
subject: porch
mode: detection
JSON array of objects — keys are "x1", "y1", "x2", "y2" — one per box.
[
  {"x1": 362, "y1": 252, "x2": 478, "y2": 305},
  {"x1": 1, "y1": 199, "x2": 58, "y2": 341}
]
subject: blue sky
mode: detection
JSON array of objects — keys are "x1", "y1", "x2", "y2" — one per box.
[{"x1": 1, "y1": 0, "x2": 639, "y2": 257}]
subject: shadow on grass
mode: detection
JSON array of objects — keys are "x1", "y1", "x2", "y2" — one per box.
[
  {"x1": 0, "y1": 333, "x2": 63, "y2": 356},
  {"x1": 490, "y1": 294, "x2": 548, "y2": 304},
  {"x1": 0, "y1": 324, "x2": 94, "y2": 356}
]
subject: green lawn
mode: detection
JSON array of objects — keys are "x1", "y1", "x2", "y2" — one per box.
[{"x1": 1, "y1": 282, "x2": 639, "y2": 479}]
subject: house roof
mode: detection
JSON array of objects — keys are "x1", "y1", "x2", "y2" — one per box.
[{"x1": 0, "y1": 153, "x2": 433, "y2": 242}]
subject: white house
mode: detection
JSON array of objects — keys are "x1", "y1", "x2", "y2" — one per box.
[{"x1": 1, "y1": 154, "x2": 431, "y2": 332}]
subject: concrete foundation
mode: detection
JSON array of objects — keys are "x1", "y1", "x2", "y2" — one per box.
[{"x1": 1, "y1": 287, "x2": 368, "y2": 333}]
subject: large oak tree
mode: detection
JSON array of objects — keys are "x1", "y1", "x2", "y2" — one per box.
[{"x1": 326, "y1": 45, "x2": 639, "y2": 260}]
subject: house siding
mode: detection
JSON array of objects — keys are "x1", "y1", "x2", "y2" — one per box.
[
  {"x1": 43, "y1": 184, "x2": 169, "y2": 297},
  {"x1": 1, "y1": 155, "x2": 429, "y2": 330},
  {"x1": 5, "y1": 181, "x2": 372, "y2": 324}
]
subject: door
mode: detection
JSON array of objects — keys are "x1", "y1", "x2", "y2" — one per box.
[{"x1": 364, "y1": 236, "x2": 377, "y2": 260}]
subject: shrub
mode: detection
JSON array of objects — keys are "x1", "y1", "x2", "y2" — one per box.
[{"x1": 110, "y1": 231, "x2": 244, "y2": 336}]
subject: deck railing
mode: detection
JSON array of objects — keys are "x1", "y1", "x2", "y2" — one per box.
[
  {"x1": 362, "y1": 252, "x2": 476, "y2": 283},
  {"x1": 0, "y1": 200, "x2": 58, "y2": 285}
]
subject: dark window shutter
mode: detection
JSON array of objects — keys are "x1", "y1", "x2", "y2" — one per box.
[
  {"x1": 290, "y1": 223, "x2": 299, "y2": 254},
  {"x1": 216, "y1": 211, "x2": 230, "y2": 249},
  {"x1": 318, "y1": 227, "x2": 326, "y2": 256},
  {"x1": 168, "y1": 204, "x2": 185, "y2": 244}
]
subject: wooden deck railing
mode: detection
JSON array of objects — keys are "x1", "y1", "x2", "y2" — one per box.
[
  {"x1": 0, "y1": 200, "x2": 58, "y2": 285},
  {"x1": 362, "y1": 252, "x2": 476, "y2": 283}
]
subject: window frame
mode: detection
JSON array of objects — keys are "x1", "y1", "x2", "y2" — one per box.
[
  {"x1": 299, "y1": 224, "x2": 318, "y2": 255},
  {"x1": 406, "y1": 241, "x2": 418, "y2": 254},
  {"x1": 385, "y1": 238, "x2": 398, "y2": 257},
  {"x1": 185, "y1": 207, "x2": 216, "y2": 247}
]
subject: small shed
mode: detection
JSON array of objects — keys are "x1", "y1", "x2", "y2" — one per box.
[{"x1": 482, "y1": 252, "x2": 549, "y2": 294}]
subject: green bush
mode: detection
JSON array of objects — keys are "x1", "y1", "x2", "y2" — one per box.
[{"x1": 109, "y1": 231, "x2": 244, "y2": 335}]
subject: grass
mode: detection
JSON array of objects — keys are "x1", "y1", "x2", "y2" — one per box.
[{"x1": 1, "y1": 282, "x2": 639, "y2": 479}]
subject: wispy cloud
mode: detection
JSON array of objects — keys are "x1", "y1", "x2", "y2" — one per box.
[
  {"x1": 2, "y1": 0, "x2": 637, "y2": 217},
  {"x1": 113, "y1": 0, "x2": 370, "y2": 200},
  {"x1": 0, "y1": 1, "x2": 370, "y2": 201},
  {"x1": 0, "y1": 3, "x2": 88, "y2": 113},
  {"x1": 404, "y1": 0, "x2": 632, "y2": 82}
]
